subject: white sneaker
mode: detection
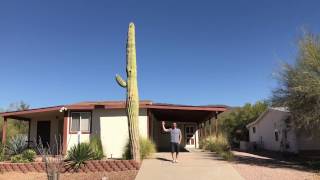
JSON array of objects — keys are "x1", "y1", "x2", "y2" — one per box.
[{"x1": 175, "y1": 160, "x2": 179, "y2": 163}]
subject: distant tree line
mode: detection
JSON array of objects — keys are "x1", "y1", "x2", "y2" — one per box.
[
  {"x1": 0, "y1": 101, "x2": 30, "y2": 141},
  {"x1": 212, "y1": 32, "x2": 320, "y2": 145}
]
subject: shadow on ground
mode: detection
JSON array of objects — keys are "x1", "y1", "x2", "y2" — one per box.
[
  {"x1": 230, "y1": 150, "x2": 320, "y2": 172},
  {"x1": 156, "y1": 157, "x2": 172, "y2": 162}
]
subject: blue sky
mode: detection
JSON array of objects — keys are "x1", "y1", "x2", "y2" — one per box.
[{"x1": 0, "y1": 0, "x2": 320, "y2": 109}]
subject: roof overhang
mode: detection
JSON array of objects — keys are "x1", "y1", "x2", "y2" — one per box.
[{"x1": 0, "y1": 101, "x2": 228, "y2": 119}]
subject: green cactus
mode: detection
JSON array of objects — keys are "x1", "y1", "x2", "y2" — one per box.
[{"x1": 115, "y1": 22, "x2": 141, "y2": 162}]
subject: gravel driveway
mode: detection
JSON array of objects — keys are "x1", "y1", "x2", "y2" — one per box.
[{"x1": 231, "y1": 151, "x2": 319, "y2": 180}]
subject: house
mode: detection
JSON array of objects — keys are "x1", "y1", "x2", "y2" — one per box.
[
  {"x1": 246, "y1": 107, "x2": 320, "y2": 154},
  {"x1": 0, "y1": 100, "x2": 227, "y2": 158}
]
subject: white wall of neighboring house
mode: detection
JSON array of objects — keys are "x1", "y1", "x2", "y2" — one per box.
[
  {"x1": 248, "y1": 108, "x2": 320, "y2": 153},
  {"x1": 248, "y1": 108, "x2": 298, "y2": 153}
]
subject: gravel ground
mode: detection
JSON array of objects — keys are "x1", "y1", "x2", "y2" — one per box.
[
  {"x1": 231, "y1": 151, "x2": 319, "y2": 180},
  {"x1": 0, "y1": 170, "x2": 138, "y2": 180}
]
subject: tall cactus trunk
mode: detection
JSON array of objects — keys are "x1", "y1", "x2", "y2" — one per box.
[{"x1": 115, "y1": 22, "x2": 141, "y2": 162}]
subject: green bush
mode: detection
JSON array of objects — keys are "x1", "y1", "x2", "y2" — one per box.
[
  {"x1": 7, "y1": 134, "x2": 28, "y2": 155},
  {"x1": 123, "y1": 137, "x2": 156, "y2": 160},
  {"x1": 22, "y1": 149, "x2": 36, "y2": 162},
  {"x1": 66, "y1": 143, "x2": 95, "y2": 170},
  {"x1": 89, "y1": 135, "x2": 104, "y2": 160},
  {"x1": 200, "y1": 134, "x2": 233, "y2": 161},
  {"x1": 10, "y1": 154, "x2": 29, "y2": 163}
]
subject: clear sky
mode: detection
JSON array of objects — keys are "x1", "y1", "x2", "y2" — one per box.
[{"x1": 0, "y1": 0, "x2": 320, "y2": 109}]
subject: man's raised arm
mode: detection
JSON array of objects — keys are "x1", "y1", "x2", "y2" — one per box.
[{"x1": 162, "y1": 121, "x2": 170, "y2": 132}]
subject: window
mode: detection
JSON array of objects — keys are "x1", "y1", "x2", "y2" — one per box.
[
  {"x1": 274, "y1": 131, "x2": 279, "y2": 141},
  {"x1": 70, "y1": 112, "x2": 91, "y2": 133},
  {"x1": 252, "y1": 127, "x2": 256, "y2": 133}
]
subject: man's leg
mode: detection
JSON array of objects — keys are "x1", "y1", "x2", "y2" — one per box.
[
  {"x1": 171, "y1": 142, "x2": 175, "y2": 162},
  {"x1": 175, "y1": 143, "x2": 180, "y2": 162}
]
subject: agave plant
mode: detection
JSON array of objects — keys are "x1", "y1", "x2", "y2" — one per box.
[
  {"x1": 7, "y1": 134, "x2": 28, "y2": 155},
  {"x1": 65, "y1": 143, "x2": 95, "y2": 171}
]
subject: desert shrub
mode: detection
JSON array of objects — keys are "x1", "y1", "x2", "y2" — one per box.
[
  {"x1": 200, "y1": 134, "x2": 229, "y2": 152},
  {"x1": 7, "y1": 134, "x2": 28, "y2": 155},
  {"x1": 66, "y1": 143, "x2": 95, "y2": 170},
  {"x1": 89, "y1": 135, "x2": 104, "y2": 160},
  {"x1": 220, "y1": 151, "x2": 234, "y2": 161},
  {"x1": 0, "y1": 143, "x2": 5, "y2": 161},
  {"x1": 123, "y1": 137, "x2": 156, "y2": 160},
  {"x1": 200, "y1": 134, "x2": 233, "y2": 161},
  {"x1": 10, "y1": 154, "x2": 29, "y2": 163},
  {"x1": 140, "y1": 137, "x2": 156, "y2": 159},
  {"x1": 22, "y1": 149, "x2": 36, "y2": 162}
]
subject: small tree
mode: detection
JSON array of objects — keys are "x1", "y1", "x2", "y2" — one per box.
[{"x1": 272, "y1": 33, "x2": 320, "y2": 132}]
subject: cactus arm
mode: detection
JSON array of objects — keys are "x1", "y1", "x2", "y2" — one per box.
[{"x1": 115, "y1": 74, "x2": 127, "y2": 88}]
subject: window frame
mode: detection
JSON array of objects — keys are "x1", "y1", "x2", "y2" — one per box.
[
  {"x1": 252, "y1": 127, "x2": 256, "y2": 133},
  {"x1": 69, "y1": 111, "x2": 92, "y2": 134}
]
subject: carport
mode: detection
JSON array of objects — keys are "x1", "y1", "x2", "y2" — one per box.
[{"x1": 146, "y1": 103, "x2": 227, "y2": 151}]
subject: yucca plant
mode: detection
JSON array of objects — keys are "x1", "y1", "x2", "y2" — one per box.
[{"x1": 65, "y1": 143, "x2": 95, "y2": 171}]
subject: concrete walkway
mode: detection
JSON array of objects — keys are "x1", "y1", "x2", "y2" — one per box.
[{"x1": 135, "y1": 150, "x2": 244, "y2": 180}]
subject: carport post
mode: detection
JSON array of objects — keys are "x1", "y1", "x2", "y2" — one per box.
[
  {"x1": 2, "y1": 117, "x2": 7, "y2": 144},
  {"x1": 62, "y1": 111, "x2": 68, "y2": 155},
  {"x1": 214, "y1": 112, "x2": 218, "y2": 137}
]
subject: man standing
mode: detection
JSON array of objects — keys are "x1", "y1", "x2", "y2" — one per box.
[{"x1": 162, "y1": 121, "x2": 182, "y2": 163}]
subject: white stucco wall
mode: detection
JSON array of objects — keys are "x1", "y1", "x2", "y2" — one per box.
[
  {"x1": 248, "y1": 109, "x2": 298, "y2": 153},
  {"x1": 65, "y1": 108, "x2": 148, "y2": 158},
  {"x1": 98, "y1": 108, "x2": 148, "y2": 158}
]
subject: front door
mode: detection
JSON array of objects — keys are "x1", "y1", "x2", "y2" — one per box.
[
  {"x1": 185, "y1": 125, "x2": 196, "y2": 148},
  {"x1": 37, "y1": 121, "x2": 51, "y2": 147}
]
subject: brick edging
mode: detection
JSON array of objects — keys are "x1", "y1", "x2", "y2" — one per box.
[{"x1": 0, "y1": 160, "x2": 140, "y2": 173}]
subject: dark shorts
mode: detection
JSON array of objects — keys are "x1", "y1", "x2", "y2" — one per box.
[{"x1": 171, "y1": 142, "x2": 180, "y2": 154}]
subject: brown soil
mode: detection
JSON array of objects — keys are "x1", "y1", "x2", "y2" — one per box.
[{"x1": 0, "y1": 170, "x2": 138, "y2": 180}]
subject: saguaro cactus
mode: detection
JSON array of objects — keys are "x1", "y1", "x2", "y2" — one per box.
[{"x1": 115, "y1": 22, "x2": 141, "y2": 162}]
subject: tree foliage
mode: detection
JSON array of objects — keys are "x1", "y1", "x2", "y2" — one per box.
[
  {"x1": 272, "y1": 33, "x2": 320, "y2": 131},
  {"x1": 218, "y1": 101, "x2": 268, "y2": 145},
  {"x1": 0, "y1": 101, "x2": 30, "y2": 140}
]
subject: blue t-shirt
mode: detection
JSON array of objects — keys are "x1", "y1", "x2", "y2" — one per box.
[{"x1": 169, "y1": 128, "x2": 181, "y2": 143}]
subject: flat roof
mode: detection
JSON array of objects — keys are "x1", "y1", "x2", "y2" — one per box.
[{"x1": 0, "y1": 100, "x2": 228, "y2": 117}]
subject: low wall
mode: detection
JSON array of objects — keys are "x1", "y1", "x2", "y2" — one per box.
[{"x1": 0, "y1": 160, "x2": 140, "y2": 173}]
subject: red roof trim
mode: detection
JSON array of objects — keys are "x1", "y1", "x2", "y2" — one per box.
[
  {"x1": 0, "y1": 101, "x2": 227, "y2": 117},
  {"x1": 146, "y1": 105, "x2": 227, "y2": 111},
  {"x1": 0, "y1": 106, "x2": 64, "y2": 116}
]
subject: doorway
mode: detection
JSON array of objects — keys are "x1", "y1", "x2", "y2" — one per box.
[
  {"x1": 185, "y1": 124, "x2": 196, "y2": 148},
  {"x1": 37, "y1": 121, "x2": 51, "y2": 147}
]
